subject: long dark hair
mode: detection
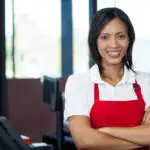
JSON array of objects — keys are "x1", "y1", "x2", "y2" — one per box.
[{"x1": 88, "y1": 7, "x2": 135, "y2": 74}]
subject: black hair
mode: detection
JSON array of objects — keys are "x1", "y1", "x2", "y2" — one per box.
[{"x1": 88, "y1": 7, "x2": 135, "y2": 74}]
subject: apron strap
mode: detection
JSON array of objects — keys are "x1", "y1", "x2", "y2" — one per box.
[
  {"x1": 133, "y1": 80, "x2": 143, "y2": 100},
  {"x1": 94, "y1": 84, "x2": 100, "y2": 103}
]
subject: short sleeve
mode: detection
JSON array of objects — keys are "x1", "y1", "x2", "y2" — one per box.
[
  {"x1": 137, "y1": 72, "x2": 150, "y2": 109},
  {"x1": 144, "y1": 74, "x2": 150, "y2": 109},
  {"x1": 64, "y1": 74, "x2": 89, "y2": 122}
]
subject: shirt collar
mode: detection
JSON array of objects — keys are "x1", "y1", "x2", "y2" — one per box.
[{"x1": 89, "y1": 64, "x2": 136, "y2": 84}]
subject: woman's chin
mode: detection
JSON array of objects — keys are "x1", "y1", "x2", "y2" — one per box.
[{"x1": 104, "y1": 59, "x2": 123, "y2": 66}]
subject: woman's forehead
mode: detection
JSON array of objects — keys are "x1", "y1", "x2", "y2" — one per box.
[{"x1": 100, "y1": 18, "x2": 128, "y2": 34}]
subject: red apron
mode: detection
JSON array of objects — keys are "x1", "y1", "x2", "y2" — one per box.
[{"x1": 89, "y1": 81, "x2": 149, "y2": 150}]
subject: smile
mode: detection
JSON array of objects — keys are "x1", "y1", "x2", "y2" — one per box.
[{"x1": 107, "y1": 51, "x2": 121, "y2": 57}]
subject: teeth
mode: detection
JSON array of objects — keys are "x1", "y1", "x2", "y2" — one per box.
[{"x1": 108, "y1": 52, "x2": 120, "y2": 55}]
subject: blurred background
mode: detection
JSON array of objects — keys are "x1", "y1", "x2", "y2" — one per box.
[{"x1": 1, "y1": 0, "x2": 150, "y2": 143}]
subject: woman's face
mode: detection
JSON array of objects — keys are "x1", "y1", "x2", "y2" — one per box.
[{"x1": 97, "y1": 18, "x2": 129, "y2": 66}]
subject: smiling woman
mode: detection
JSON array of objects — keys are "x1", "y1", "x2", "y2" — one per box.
[
  {"x1": 96, "y1": 18, "x2": 129, "y2": 85},
  {"x1": 97, "y1": 18, "x2": 129, "y2": 65},
  {"x1": 64, "y1": 7, "x2": 150, "y2": 150}
]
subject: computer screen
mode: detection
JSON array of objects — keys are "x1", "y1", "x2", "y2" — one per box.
[
  {"x1": 42, "y1": 76, "x2": 60, "y2": 111},
  {"x1": 0, "y1": 116, "x2": 30, "y2": 150}
]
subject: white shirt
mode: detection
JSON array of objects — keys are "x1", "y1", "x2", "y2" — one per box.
[{"x1": 64, "y1": 64, "x2": 150, "y2": 121}]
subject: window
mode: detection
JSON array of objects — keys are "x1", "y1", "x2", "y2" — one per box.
[
  {"x1": 5, "y1": 0, "x2": 13, "y2": 78},
  {"x1": 13, "y1": 0, "x2": 61, "y2": 78},
  {"x1": 72, "y1": 0, "x2": 89, "y2": 73}
]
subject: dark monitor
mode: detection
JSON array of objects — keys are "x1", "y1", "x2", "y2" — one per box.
[
  {"x1": 0, "y1": 116, "x2": 30, "y2": 150},
  {"x1": 41, "y1": 76, "x2": 60, "y2": 111}
]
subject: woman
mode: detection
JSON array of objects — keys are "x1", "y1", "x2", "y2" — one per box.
[{"x1": 64, "y1": 7, "x2": 150, "y2": 150}]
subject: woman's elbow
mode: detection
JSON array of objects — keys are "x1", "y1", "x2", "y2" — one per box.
[{"x1": 74, "y1": 137, "x2": 92, "y2": 149}]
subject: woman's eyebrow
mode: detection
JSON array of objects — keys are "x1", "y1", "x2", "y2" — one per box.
[
  {"x1": 116, "y1": 31, "x2": 127, "y2": 35},
  {"x1": 100, "y1": 31, "x2": 126, "y2": 35}
]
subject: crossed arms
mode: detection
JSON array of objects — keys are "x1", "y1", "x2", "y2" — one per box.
[{"x1": 68, "y1": 107, "x2": 150, "y2": 150}]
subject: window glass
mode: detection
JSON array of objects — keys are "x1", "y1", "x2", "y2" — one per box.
[
  {"x1": 72, "y1": 0, "x2": 89, "y2": 73},
  {"x1": 14, "y1": 0, "x2": 61, "y2": 78},
  {"x1": 6, "y1": 0, "x2": 13, "y2": 78}
]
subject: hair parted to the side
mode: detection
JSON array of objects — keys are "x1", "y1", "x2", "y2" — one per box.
[{"x1": 88, "y1": 7, "x2": 135, "y2": 74}]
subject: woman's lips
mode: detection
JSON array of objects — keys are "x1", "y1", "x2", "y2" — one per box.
[{"x1": 107, "y1": 51, "x2": 121, "y2": 58}]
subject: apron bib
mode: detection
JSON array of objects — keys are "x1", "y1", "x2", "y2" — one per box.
[{"x1": 89, "y1": 81, "x2": 148, "y2": 150}]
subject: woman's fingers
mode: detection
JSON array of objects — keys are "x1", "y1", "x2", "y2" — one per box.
[
  {"x1": 142, "y1": 106, "x2": 150, "y2": 124},
  {"x1": 142, "y1": 112, "x2": 147, "y2": 124}
]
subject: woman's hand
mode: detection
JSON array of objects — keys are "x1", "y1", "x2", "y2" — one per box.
[
  {"x1": 142, "y1": 106, "x2": 150, "y2": 124},
  {"x1": 98, "y1": 127, "x2": 111, "y2": 134}
]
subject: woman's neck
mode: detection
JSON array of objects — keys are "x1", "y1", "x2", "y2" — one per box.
[{"x1": 101, "y1": 63, "x2": 124, "y2": 86}]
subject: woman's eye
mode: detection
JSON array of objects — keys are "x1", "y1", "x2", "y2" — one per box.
[
  {"x1": 118, "y1": 34, "x2": 126, "y2": 39},
  {"x1": 100, "y1": 36, "x2": 109, "y2": 40}
]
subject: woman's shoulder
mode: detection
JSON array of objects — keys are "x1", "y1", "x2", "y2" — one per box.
[
  {"x1": 66, "y1": 71, "x2": 92, "y2": 88},
  {"x1": 67, "y1": 64, "x2": 99, "y2": 85},
  {"x1": 135, "y1": 70, "x2": 150, "y2": 84},
  {"x1": 135, "y1": 71, "x2": 150, "y2": 108},
  {"x1": 136, "y1": 70, "x2": 150, "y2": 78},
  {"x1": 68, "y1": 72, "x2": 90, "y2": 81}
]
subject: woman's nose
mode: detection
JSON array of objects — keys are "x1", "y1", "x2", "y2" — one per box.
[{"x1": 109, "y1": 37, "x2": 119, "y2": 48}]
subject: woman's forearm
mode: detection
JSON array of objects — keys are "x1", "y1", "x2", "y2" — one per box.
[
  {"x1": 102, "y1": 124, "x2": 150, "y2": 146},
  {"x1": 74, "y1": 127, "x2": 141, "y2": 150}
]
